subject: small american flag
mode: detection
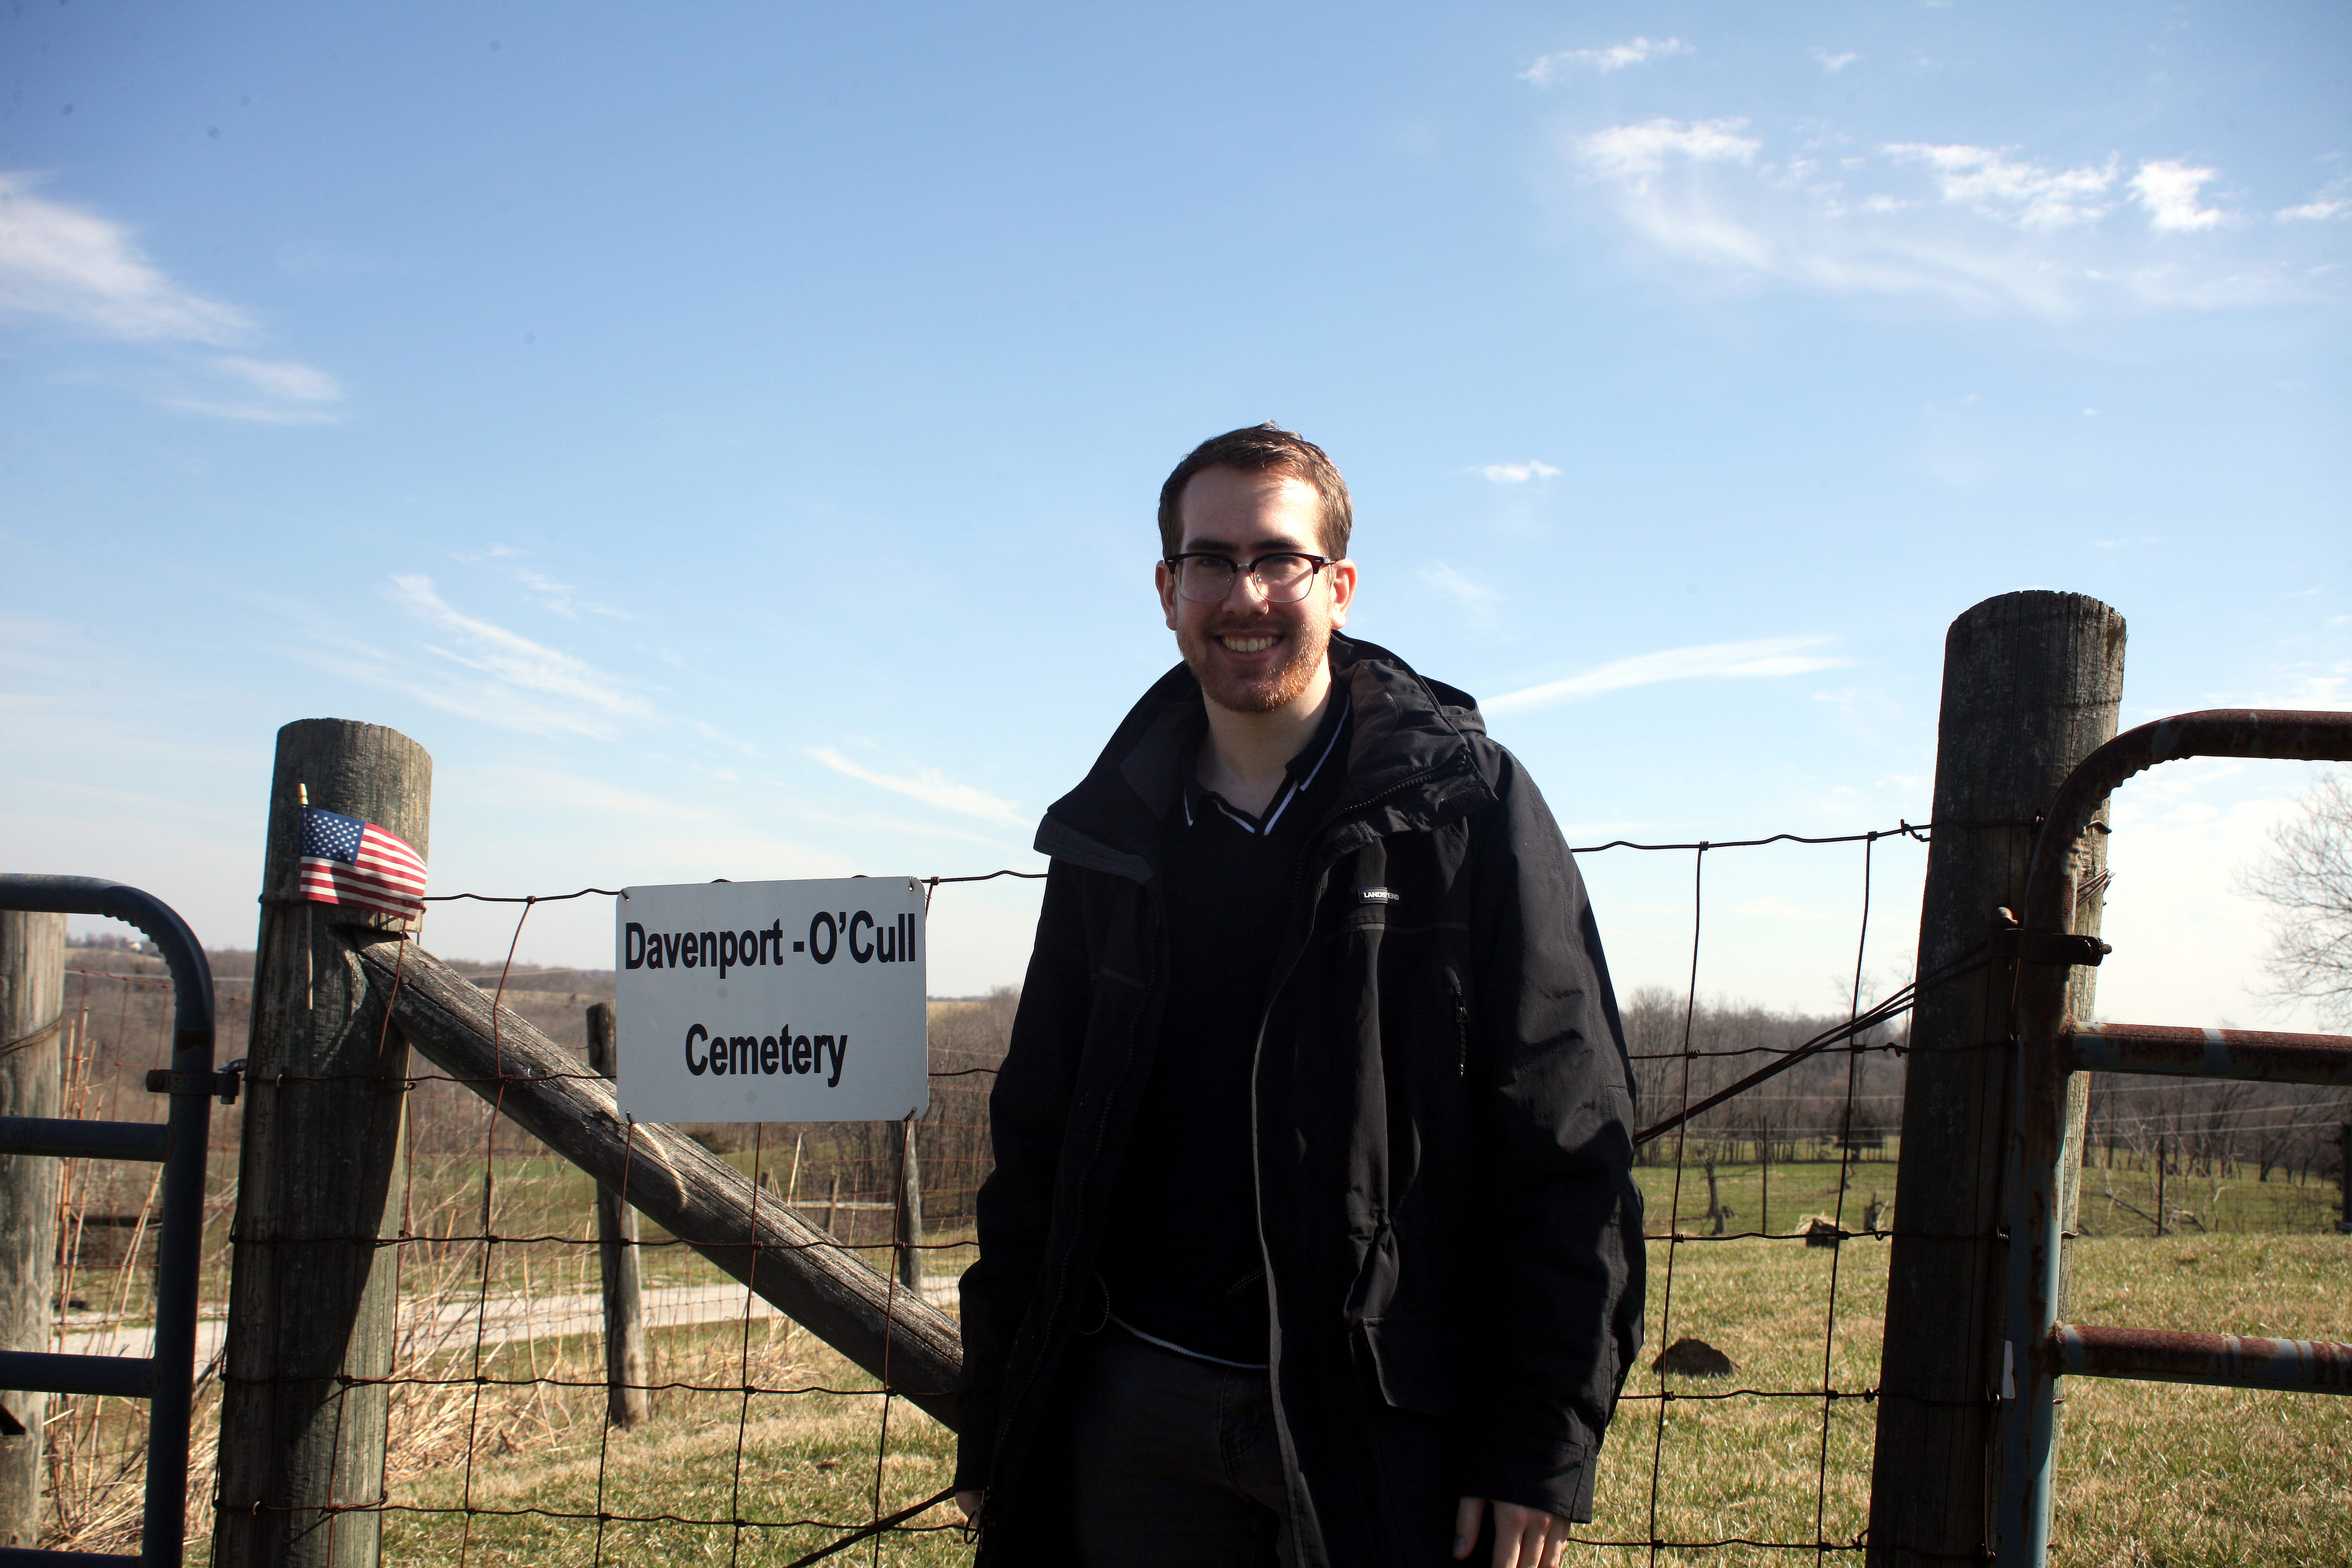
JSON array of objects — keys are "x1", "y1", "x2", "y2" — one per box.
[{"x1": 298, "y1": 807, "x2": 428, "y2": 920}]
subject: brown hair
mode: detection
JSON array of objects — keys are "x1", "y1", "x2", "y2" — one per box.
[{"x1": 1156, "y1": 423, "x2": 1352, "y2": 559}]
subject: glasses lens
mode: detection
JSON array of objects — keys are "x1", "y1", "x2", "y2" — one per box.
[
  {"x1": 1254, "y1": 554, "x2": 1317, "y2": 602},
  {"x1": 1178, "y1": 556, "x2": 1238, "y2": 602}
]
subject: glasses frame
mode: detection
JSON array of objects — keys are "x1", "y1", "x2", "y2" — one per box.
[{"x1": 1161, "y1": 551, "x2": 1337, "y2": 604}]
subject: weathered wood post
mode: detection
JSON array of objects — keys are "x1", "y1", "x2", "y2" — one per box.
[
  {"x1": 895, "y1": 1118, "x2": 926, "y2": 1295},
  {"x1": 1867, "y1": 593, "x2": 2122, "y2": 1567},
  {"x1": 216, "y1": 721, "x2": 430, "y2": 1568},
  {"x1": 585, "y1": 1003, "x2": 650, "y2": 1429},
  {"x1": 0, "y1": 910, "x2": 64, "y2": 1548},
  {"x1": 2336, "y1": 1124, "x2": 2347, "y2": 1233},
  {"x1": 2155, "y1": 1136, "x2": 2169, "y2": 1237}
]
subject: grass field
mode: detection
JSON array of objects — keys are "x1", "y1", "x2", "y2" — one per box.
[
  {"x1": 354, "y1": 1220, "x2": 2348, "y2": 1566},
  {"x1": 1627, "y1": 1149, "x2": 2346, "y2": 1240},
  {"x1": 49, "y1": 1148, "x2": 2347, "y2": 1564}
]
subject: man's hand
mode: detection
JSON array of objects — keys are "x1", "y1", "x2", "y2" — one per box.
[
  {"x1": 1453, "y1": 1496, "x2": 1570, "y2": 1568},
  {"x1": 954, "y1": 1489, "x2": 983, "y2": 1525}
]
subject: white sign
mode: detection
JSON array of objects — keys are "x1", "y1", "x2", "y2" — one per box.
[{"x1": 613, "y1": 877, "x2": 929, "y2": 1123}]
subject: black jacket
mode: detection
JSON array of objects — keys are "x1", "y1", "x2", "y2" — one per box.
[{"x1": 955, "y1": 635, "x2": 1645, "y2": 1566}]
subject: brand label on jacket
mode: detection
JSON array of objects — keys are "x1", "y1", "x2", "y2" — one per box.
[{"x1": 614, "y1": 877, "x2": 928, "y2": 1123}]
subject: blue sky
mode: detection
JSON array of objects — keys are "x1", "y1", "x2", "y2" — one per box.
[{"x1": 4, "y1": 3, "x2": 2346, "y2": 1029}]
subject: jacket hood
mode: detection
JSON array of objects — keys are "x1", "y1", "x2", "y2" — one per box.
[{"x1": 1035, "y1": 634, "x2": 1498, "y2": 880}]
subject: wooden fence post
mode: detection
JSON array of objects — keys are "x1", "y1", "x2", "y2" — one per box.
[
  {"x1": 0, "y1": 910, "x2": 64, "y2": 1549},
  {"x1": 215, "y1": 720, "x2": 431, "y2": 1568},
  {"x1": 2337, "y1": 1125, "x2": 2349, "y2": 1233},
  {"x1": 585, "y1": 1003, "x2": 650, "y2": 1429},
  {"x1": 895, "y1": 1118, "x2": 926, "y2": 1296},
  {"x1": 2155, "y1": 1136, "x2": 2169, "y2": 1237},
  {"x1": 1867, "y1": 592, "x2": 2123, "y2": 1567},
  {"x1": 345, "y1": 936, "x2": 964, "y2": 1424}
]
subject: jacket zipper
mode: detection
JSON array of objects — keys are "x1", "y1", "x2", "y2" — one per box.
[
  {"x1": 1006, "y1": 750, "x2": 1471, "y2": 1506},
  {"x1": 1246, "y1": 757, "x2": 1458, "y2": 1444},
  {"x1": 1448, "y1": 968, "x2": 1470, "y2": 1077}
]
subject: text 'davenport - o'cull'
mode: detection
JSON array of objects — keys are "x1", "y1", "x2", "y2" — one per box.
[{"x1": 613, "y1": 877, "x2": 929, "y2": 1125}]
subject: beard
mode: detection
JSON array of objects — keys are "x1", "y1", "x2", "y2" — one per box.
[{"x1": 1178, "y1": 611, "x2": 1332, "y2": 715}]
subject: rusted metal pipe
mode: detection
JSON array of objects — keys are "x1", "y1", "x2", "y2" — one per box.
[
  {"x1": 1996, "y1": 709, "x2": 2352, "y2": 1568},
  {"x1": 2047, "y1": 1324, "x2": 2352, "y2": 1393},
  {"x1": 2027, "y1": 711, "x2": 2352, "y2": 929},
  {"x1": 2063, "y1": 1022, "x2": 2352, "y2": 1086}
]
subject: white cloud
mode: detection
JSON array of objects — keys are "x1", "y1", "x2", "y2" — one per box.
[
  {"x1": 1812, "y1": 49, "x2": 1861, "y2": 73},
  {"x1": 164, "y1": 356, "x2": 346, "y2": 424},
  {"x1": 1885, "y1": 143, "x2": 2117, "y2": 229},
  {"x1": 1421, "y1": 562, "x2": 1501, "y2": 622},
  {"x1": 296, "y1": 640, "x2": 622, "y2": 741},
  {"x1": 807, "y1": 748, "x2": 1028, "y2": 828},
  {"x1": 212, "y1": 356, "x2": 339, "y2": 402},
  {"x1": 690, "y1": 719, "x2": 758, "y2": 756},
  {"x1": 2277, "y1": 180, "x2": 2350, "y2": 222},
  {"x1": 1558, "y1": 123, "x2": 2306, "y2": 314},
  {"x1": 1574, "y1": 119, "x2": 1761, "y2": 183},
  {"x1": 2278, "y1": 197, "x2": 2349, "y2": 222},
  {"x1": 2130, "y1": 159, "x2": 2227, "y2": 232},
  {"x1": 0, "y1": 172, "x2": 345, "y2": 420},
  {"x1": 0, "y1": 172, "x2": 249, "y2": 342},
  {"x1": 1522, "y1": 37, "x2": 1691, "y2": 85},
  {"x1": 387, "y1": 575, "x2": 651, "y2": 723},
  {"x1": 454, "y1": 547, "x2": 630, "y2": 619},
  {"x1": 1483, "y1": 636, "x2": 1858, "y2": 716},
  {"x1": 1472, "y1": 460, "x2": 1563, "y2": 484}
]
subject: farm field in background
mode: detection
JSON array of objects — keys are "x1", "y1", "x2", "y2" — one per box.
[
  {"x1": 162, "y1": 1231, "x2": 2352, "y2": 1568},
  {"x1": 1627, "y1": 1151, "x2": 2346, "y2": 1239},
  {"x1": 39, "y1": 946, "x2": 2352, "y2": 1563}
]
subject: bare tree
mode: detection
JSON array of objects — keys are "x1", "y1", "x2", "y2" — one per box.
[{"x1": 2241, "y1": 769, "x2": 2352, "y2": 1027}]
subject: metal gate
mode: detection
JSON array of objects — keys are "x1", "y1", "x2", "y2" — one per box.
[
  {"x1": 0, "y1": 876, "x2": 233, "y2": 1568},
  {"x1": 1996, "y1": 710, "x2": 2352, "y2": 1566}
]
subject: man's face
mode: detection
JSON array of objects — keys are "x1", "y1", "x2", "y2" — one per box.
[{"x1": 1156, "y1": 466, "x2": 1357, "y2": 714}]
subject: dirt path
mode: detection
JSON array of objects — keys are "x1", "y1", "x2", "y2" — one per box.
[{"x1": 55, "y1": 1277, "x2": 960, "y2": 1368}]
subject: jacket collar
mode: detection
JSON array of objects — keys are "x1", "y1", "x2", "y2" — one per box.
[{"x1": 1035, "y1": 634, "x2": 1498, "y2": 883}]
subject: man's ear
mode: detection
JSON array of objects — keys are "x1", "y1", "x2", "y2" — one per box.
[
  {"x1": 1326, "y1": 558, "x2": 1358, "y2": 629},
  {"x1": 1156, "y1": 560, "x2": 1181, "y2": 631}
]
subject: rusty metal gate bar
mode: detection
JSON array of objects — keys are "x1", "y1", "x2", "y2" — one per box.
[
  {"x1": 1996, "y1": 710, "x2": 2352, "y2": 1568},
  {"x1": 0, "y1": 876, "x2": 232, "y2": 1568}
]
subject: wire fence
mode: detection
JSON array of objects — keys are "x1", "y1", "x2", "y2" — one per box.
[{"x1": 34, "y1": 826, "x2": 2351, "y2": 1563}]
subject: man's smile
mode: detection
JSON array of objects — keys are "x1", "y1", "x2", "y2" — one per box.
[{"x1": 1217, "y1": 633, "x2": 1280, "y2": 655}]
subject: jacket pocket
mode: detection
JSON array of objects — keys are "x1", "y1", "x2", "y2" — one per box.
[{"x1": 1358, "y1": 1316, "x2": 1462, "y2": 1416}]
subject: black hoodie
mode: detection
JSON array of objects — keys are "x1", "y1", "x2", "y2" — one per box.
[{"x1": 955, "y1": 634, "x2": 1645, "y2": 1567}]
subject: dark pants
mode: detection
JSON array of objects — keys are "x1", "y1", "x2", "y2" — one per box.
[{"x1": 1067, "y1": 1328, "x2": 1300, "y2": 1568}]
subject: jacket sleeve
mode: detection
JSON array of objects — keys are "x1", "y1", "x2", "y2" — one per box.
[
  {"x1": 1456, "y1": 749, "x2": 1646, "y2": 1522},
  {"x1": 952, "y1": 860, "x2": 1096, "y2": 1492}
]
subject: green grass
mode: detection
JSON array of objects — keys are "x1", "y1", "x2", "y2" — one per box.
[
  {"x1": 1630, "y1": 1152, "x2": 2340, "y2": 1239},
  {"x1": 1632, "y1": 1154, "x2": 1901, "y2": 1238},
  {"x1": 54, "y1": 1150, "x2": 2347, "y2": 1564},
  {"x1": 368, "y1": 1227, "x2": 2347, "y2": 1567},
  {"x1": 1563, "y1": 1230, "x2": 2350, "y2": 1568},
  {"x1": 2049, "y1": 1235, "x2": 2350, "y2": 1568}
]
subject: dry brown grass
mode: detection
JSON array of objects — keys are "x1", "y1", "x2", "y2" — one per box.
[{"x1": 31, "y1": 969, "x2": 2343, "y2": 1565}]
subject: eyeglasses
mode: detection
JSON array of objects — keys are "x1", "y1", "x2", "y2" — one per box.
[{"x1": 1163, "y1": 552, "x2": 1334, "y2": 604}]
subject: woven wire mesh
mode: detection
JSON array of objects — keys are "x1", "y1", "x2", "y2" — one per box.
[{"x1": 34, "y1": 830, "x2": 2348, "y2": 1563}]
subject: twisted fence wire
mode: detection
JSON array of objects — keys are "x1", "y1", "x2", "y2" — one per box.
[
  {"x1": 35, "y1": 818, "x2": 2349, "y2": 1562},
  {"x1": 1597, "y1": 824, "x2": 1923, "y2": 1560},
  {"x1": 16, "y1": 828, "x2": 1961, "y2": 1561}
]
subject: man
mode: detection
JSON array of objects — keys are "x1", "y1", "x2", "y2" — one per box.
[{"x1": 953, "y1": 424, "x2": 1643, "y2": 1568}]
